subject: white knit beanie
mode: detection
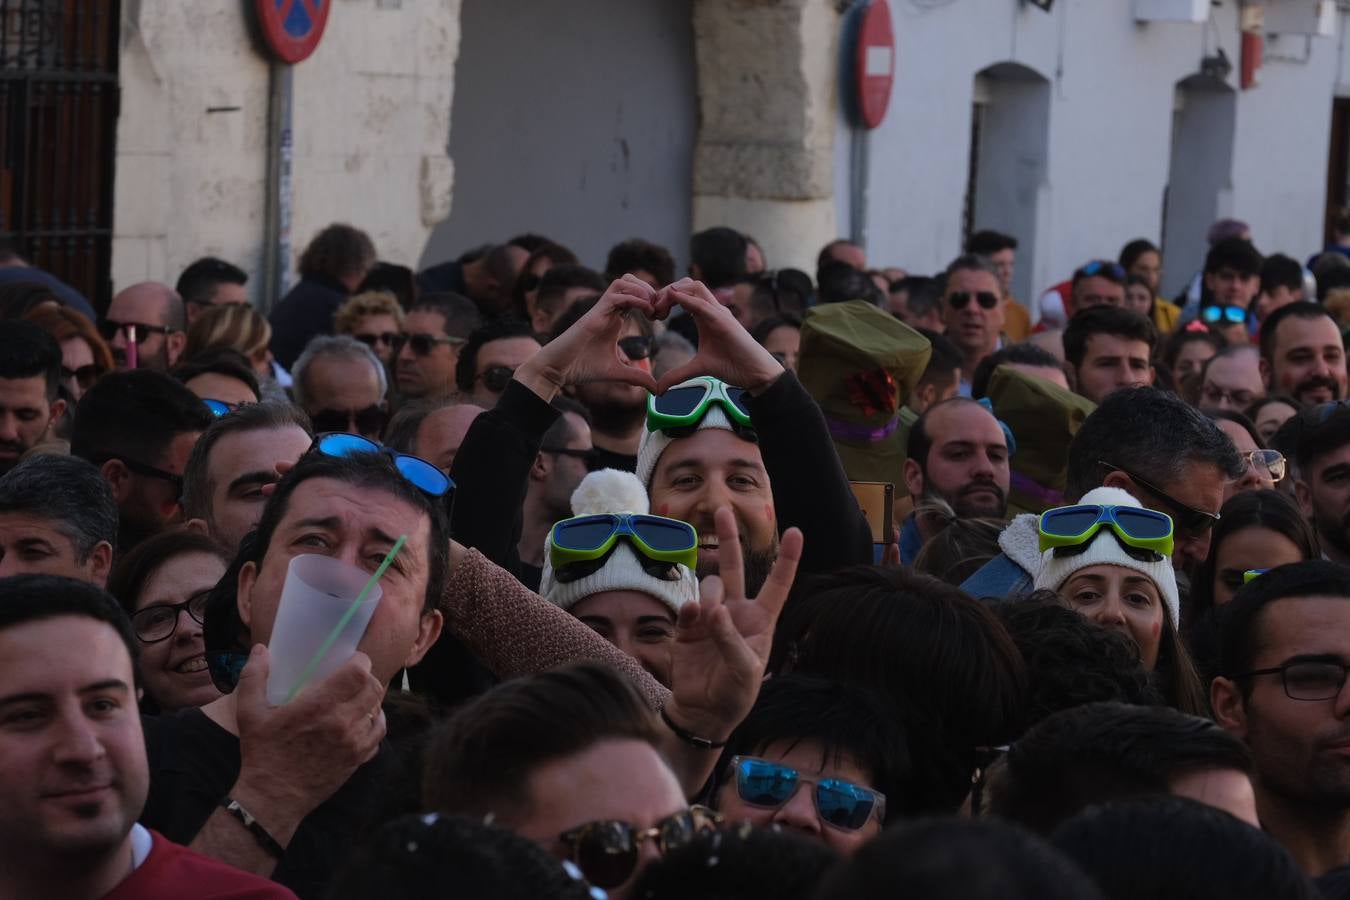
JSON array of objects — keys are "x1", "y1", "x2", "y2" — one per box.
[
  {"x1": 540, "y1": 468, "x2": 699, "y2": 614},
  {"x1": 635, "y1": 378, "x2": 742, "y2": 488},
  {"x1": 1033, "y1": 486, "x2": 1181, "y2": 627}
]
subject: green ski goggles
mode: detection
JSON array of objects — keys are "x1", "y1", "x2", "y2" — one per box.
[
  {"x1": 548, "y1": 513, "x2": 699, "y2": 581},
  {"x1": 647, "y1": 377, "x2": 754, "y2": 433},
  {"x1": 1038, "y1": 504, "x2": 1174, "y2": 560}
]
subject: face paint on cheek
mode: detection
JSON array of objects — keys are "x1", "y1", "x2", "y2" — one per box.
[
  {"x1": 1151, "y1": 620, "x2": 1162, "y2": 639},
  {"x1": 657, "y1": 503, "x2": 669, "y2": 517}
]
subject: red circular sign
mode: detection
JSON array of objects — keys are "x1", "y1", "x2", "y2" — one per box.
[
  {"x1": 255, "y1": 0, "x2": 330, "y2": 64},
  {"x1": 855, "y1": 0, "x2": 895, "y2": 129}
]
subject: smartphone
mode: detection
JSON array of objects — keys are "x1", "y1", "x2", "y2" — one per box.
[{"x1": 850, "y1": 481, "x2": 895, "y2": 549}]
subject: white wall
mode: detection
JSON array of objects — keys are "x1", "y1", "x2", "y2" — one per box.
[
  {"x1": 865, "y1": 0, "x2": 1339, "y2": 304},
  {"x1": 421, "y1": 0, "x2": 697, "y2": 273}
]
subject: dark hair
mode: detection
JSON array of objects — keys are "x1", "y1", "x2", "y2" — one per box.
[
  {"x1": 454, "y1": 318, "x2": 538, "y2": 393},
  {"x1": 1260, "y1": 254, "x2": 1304, "y2": 296},
  {"x1": 422, "y1": 661, "x2": 661, "y2": 822},
  {"x1": 1318, "y1": 864, "x2": 1350, "y2": 900},
  {"x1": 71, "y1": 370, "x2": 214, "y2": 469},
  {"x1": 745, "y1": 269, "x2": 812, "y2": 321},
  {"x1": 750, "y1": 314, "x2": 802, "y2": 351},
  {"x1": 906, "y1": 397, "x2": 990, "y2": 475},
  {"x1": 894, "y1": 276, "x2": 942, "y2": 319},
  {"x1": 246, "y1": 450, "x2": 449, "y2": 613},
  {"x1": 175, "y1": 256, "x2": 247, "y2": 308},
  {"x1": 297, "y1": 223, "x2": 376, "y2": 282},
  {"x1": 911, "y1": 506, "x2": 1003, "y2": 585},
  {"x1": 507, "y1": 233, "x2": 553, "y2": 254},
  {"x1": 1204, "y1": 237, "x2": 1263, "y2": 277},
  {"x1": 1189, "y1": 490, "x2": 1318, "y2": 625},
  {"x1": 690, "y1": 227, "x2": 748, "y2": 288},
  {"x1": 634, "y1": 826, "x2": 837, "y2": 900},
  {"x1": 0, "y1": 574, "x2": 138, "y2": 666},
  {"x1": 1259, "y1": 300, "x2": 1337, "y2": 362},
  {"x1": 180, "y1": 401, "x2": 314, "y2": 523},
  {"x1": 535, "y1": 264, "x2": 606, "y2": 324},
  {"x1": 992, "y1": 594, "x2": 1162, "y2": 730},
  {"x1": 327, "y1": 813, "x2": 600, "y2": 900},
  {"x1": 541, "y1": 395, "x2": 591, "y2": 449},
  {"x1": 916, "y1": 329, "x2": 963, "y2": 389},
  {"x1": 817, "y1": 260, "x2": 883, "y2": 306},
  {"x1": 1051, "y1": 797, "x2": 1318, "y2": 900},
  {"x1": 107, "y1": 528, "x2": 231, "y2": 618},
  {"x1": 549, "y1": 295, "x2": 653, "y2": 345},
  {"x1": 1218, "y1": 560, "x2": 1350, "y2": 679},
  {"x1": 965, "y1": 230, "x2": 1018, "y2": 255},
  {"x1": 991, "y1": 702, "x2": 1252, "y2": 835},
  {"x1": 1296, "y1": 403, "x2": 1350, "y2": 474},
  {"x1": 169, "y1": 347, "x2": 262, "y2": 402},
  {"x1": 359, "y1": 262, "x2": 418, "y2": 310},
  {"x1": 1062, "y1": 305, "x2": 1157, "y2": 369},
  {"x1": 970, "y1": 342, "x2": 1063, "y2": 399},
  {"x1": 1119, "y1": 238, "x2": 1160, "y2": 270},
  {"x1": 511, "y1": 243, "x2": 580, "y2": 317},
  {"x1": 482, "y1": 244, "x2": 526, "y2": 305},
  {"x1": 713, "y1": 675, "x2": 912, "y2": 818},
  {"x1": 0, "y1": 455, "x2": 119, "y2": 559},
  {"x1": 1204, "y1": 408, "x2": 1264, "y2": 451},
  {"x1": 409, "y1": 291, "x2": 483, "y2": 342},
  {"x1": 383, "y1": 397, "x2": 460, "y2": 455},
  {"x1": 814, "y1": 818, "x2": 1104, "y2": 900},
  {"x1": 605, "y1": 238, "x2": 676, "y2": 287},
  {"x1": 1162, "y1": 328, "x2": 1223, "y2": 373},
  {"x1": 1065, "y1": 387, "x2": 1245, "y2": 502},
  {"x1": 771, "y1": 566, "x2": 1026, "y2": 812},
  {"x1": 0, "y1": 320, "x2": 62, "y2": 401},
  {"x1": 0, "y1": 280, "x2": 62, "y2": 319},
  {"x1": 816, "y1": 238, "x2": 863, "y2": 270}
]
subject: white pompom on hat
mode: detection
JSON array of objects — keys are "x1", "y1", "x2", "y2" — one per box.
[
  {"x1": 540, "y1": 468, "x2": 699, "y2": 614},
  {"x1": 636, "y1": 379, "x2": 740, "y2": 488},
  {"x1": 1032, "y1": 486, "x2": 1181, "y2": 627}
]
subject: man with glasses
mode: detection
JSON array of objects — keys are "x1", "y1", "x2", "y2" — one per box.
[
  {"x1": 71, "y1": 370, "x2": 213, "y2": 553},
  {"x1": 395, "y1": 293, "x2": 482, "y2": 401},
  {"x1": 0, "y1": 323, "x2": 66, "y2": 475},
  {"x1": 1295, "y1": 403, "x2": 1350, "y2": 567},
  {"x1": 291, "y1": 335, "x2": 389, "y2": 442},
  {"x1": 0, "y1": 455, "x2": 117, "y2": 586},
  {"x1": 518, "y1": 398, "x2": 594, "y2": 587},
  {"x1": 455, "y1": 319, "x2": 543, "y2": 409},
  {"x1": 103, "y1": 282, "x2": 187, "y2": 371},
  {"x1": 939, "y1": 255, "x2": 1006, "y2": 396},
  {"x1": 1200, "y1": 345, "x2": 1266, "y2": 412},
  {"x1": 1212, "y1": 561, "x2": 1350, "y2": 875}
]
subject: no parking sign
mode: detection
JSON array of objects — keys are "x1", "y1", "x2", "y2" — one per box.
[{"x1": 255, "y1": 0, "x2": 330, "y2": 64}]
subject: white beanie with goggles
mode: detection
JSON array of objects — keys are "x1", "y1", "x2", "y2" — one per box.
[
  {"x1": 1032, "y1": 486, "x2": 1181, "y2": 627},
  {"x1": 540, "y1": 468, "x2": 699, "y2": 614},
  {"x1": 636, "y1": 378, "x2": 754, "y2": 489}
]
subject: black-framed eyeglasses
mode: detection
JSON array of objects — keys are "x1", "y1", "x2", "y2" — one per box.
[
  {"x1": 131, "y1": 590, "x2": 210, "y2": 644},
  {"x1": 92, "y1": 455, "x2": 184, "y2": 493},
  {"x1": 62, "y1": 363, "x2": 104, "y2": 391},
  {"x1": 400, "y1": 332, "x2": 464, "y2": 356},
  {"x1": 1232, "y1": 658, "x2": 1350, "y2": 701},
  {"x1": 98, "y1": 320, "x2": 172, "y2": 343},
  {"x1": 1097, "y1": 460, "x2": 1219, "y2": 535},
  {"x1": 948, "y1": 291, "x2": 1000, "y2": 310},
  {"x1": 617, "y1": 335, "x2": 653, "y2": 361},
  {"x1": 475, "y1": 364, "x2": 516, "y2": 394},
  {"x1": 354, "y1": 331, "x2": 401, "y2": 349},
  {"x1": 541, "y1": 445, "x2": 598, "y2": 465},
  {"x1": 309, "y1": 405, "x2": 388, "y2": 437}
]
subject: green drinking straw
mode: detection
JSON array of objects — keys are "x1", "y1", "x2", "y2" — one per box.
[{"x1": 284, "y1": 534, "x2": 407, "y2": 703}]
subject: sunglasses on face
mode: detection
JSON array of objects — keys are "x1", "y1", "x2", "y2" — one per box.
[
  {"x1": 1202, "y1": 305, "x2": 1247, "y2": 325},
  {"x1": 559, "y1": 807, "x2": 720, "y2": 889},
  {"x1": 312, "y1": 432, "x2": 453, "y2": 497},
  {"x1": 730, "y1": 756, "x2": 886, "y2": 831},
  {"x1": 98, "y1": 320, "x2": 171, "y2": 343},
  {"x1": 1097, "y1": 461, "x2": 1219, "y2": 536},
  {"x1": 402, "y1": 333, "x2": 463, "y2": 356},
  {"x1": 475, "y1": 365, "x2": 516, "y2": 394},
  {"x1": 131, "y1": 590, "x2": 210, "y2": 644},
  {"x1": 947, "y1": 291, "x2": 1000, "y2": 310},
  {"x1": 618, "y1": 335, "x2": 653, "y2": 361},
  {"x1": 309, "y1": 405, "x2": 388, "y2": 437},
  {"x1": 62, "y1": 364, "x2": 103, "y2": 391},
  {"x1": 92, "y1": 455, "x2": 184, "y2": 494},
  {"x1": 354, "y1": 331, "x2": 401, "y2": 349}
]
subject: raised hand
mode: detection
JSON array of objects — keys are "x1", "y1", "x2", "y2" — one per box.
[
  {"x1": 652, "y1": 277, "x2": 785, "y2": 396},
  {"x1": 513, "y1": 274, "x2": 660, "y2": 402},
  {"x1": 663, "y1": 506, "x2": 804, "y2": 742}
]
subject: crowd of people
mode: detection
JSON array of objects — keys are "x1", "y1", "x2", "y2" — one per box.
[{"x1": 2, "y1": 214, "x2": 1350, "y2": 899}]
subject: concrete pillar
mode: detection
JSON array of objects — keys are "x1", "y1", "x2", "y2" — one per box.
[{"x1": 690, "y1": 0, "x2": 842, "y2": 272}]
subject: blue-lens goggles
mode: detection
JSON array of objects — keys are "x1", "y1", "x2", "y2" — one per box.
[
  {"x1": 1202, "y1": 305, "x2": 1247, "y2": 325},
  {"x1": 731, "y1": 756, "x2": 886, "y2": 831},
  {"x1": 313, "y1": 433, "x2": 453, "y2": 498}
]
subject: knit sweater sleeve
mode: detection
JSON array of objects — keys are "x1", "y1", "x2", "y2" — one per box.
[{"x1": 438, "y1": 547, "x2": 671, "y2": 710}]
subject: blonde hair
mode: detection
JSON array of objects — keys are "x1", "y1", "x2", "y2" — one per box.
[
  {"x1": 1324, "y1": 287, "x2": 1350, "y2": 327},
  {"x1": 334, "y1": 290, "x2": 405, "y2": 335},
  {"x1": 184, "y1": 304, "x2": 271, "y2": 362}
]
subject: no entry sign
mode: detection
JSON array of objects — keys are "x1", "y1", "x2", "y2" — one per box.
[
  {"x1": 255, "y1": 0, "x2": 330, "y2": 64},
  {"x1": 854, "y1": 0, "x2": 895, "y2": 129}
]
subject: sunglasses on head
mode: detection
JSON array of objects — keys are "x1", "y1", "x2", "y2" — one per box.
[
  {"x1": 402, "y1": 332, "x2": 463, "y2": 356},
  {"x1": 355, "y1": 331, "x2": 401, "y2": 349},
  {"x1": 312, "y1": 432, "x2": 453, "y2": 497},
  {"x1": 730, "y1": 756, "x2": 886, "y2": 832},
  {"x1": 97, "y1": 320, "x2": 171, "y2": 343},
  {"x1": 559, "y1": 807, "x2": 719, "y2": 889},
  {"x1": 1079, "y1": 260, "x2": 1126, "y2": 281},
  {"x1": 1202, "y1": 305, "x2": 1247, "y2": 325},
  {"x1": 62, "y1": 363, "x2": 102, "y2": 391},
  {"x1": 947, "y1": 291, "x2": 1000, "y2": 310},
  {"x1": 475, "y1": 364, "x2": 516, "y2": 394},
  {"x1": 618, "y1": 335, "x2": 653, "y2": 360},
  {"x1": 309, "y1": 405, "x2": 388, "y2": 438}
]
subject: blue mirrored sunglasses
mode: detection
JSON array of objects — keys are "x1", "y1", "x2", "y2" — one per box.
[{"x1": 313, "y1": 433, "x2": 453, "y2": 497}]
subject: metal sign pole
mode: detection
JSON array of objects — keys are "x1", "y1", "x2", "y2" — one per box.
[{"x1": 261, "y1": 60, "x2": 293, "y2": 314}]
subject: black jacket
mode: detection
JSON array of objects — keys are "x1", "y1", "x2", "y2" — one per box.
[{"x1": 269, "y1": 274, "x2": 349, "y2": 370}]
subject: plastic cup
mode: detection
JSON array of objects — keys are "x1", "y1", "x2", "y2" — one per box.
[{"x1": 265, "y1": 554, "x2": 383, "y2": 705}]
